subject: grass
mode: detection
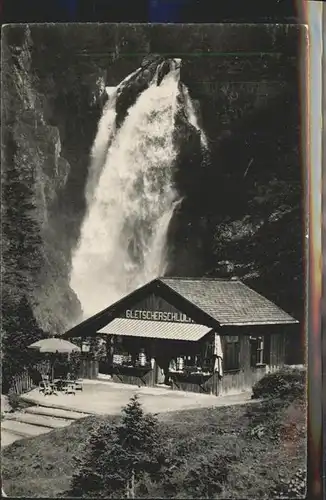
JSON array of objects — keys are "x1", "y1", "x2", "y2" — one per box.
[{"x1": 2, "y1": 395, "x2": 306, "y2": 498}]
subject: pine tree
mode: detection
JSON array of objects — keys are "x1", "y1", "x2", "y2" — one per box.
[
  {"x1": 68, "y1": 395, "x2": 175, "y2": 498},
  {"x1": 1, "y1": 295, "x2": 45, "y2": 392}
]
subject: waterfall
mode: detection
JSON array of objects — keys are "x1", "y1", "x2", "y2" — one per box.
[
  {"x1": 85, "y1": 65, "x2": 144, "y2": 206},
  {"x1": 85, "y1": 86, "x2": 118, "y2": 206},
  {"x1": 182, "y1": 85, "x2": 208, "y2": 149},
  {"x1": 70, "y1": 58, "x2": 205, "y2": 319}
]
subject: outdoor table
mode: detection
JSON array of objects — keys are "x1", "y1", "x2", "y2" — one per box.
[
  {"x1": 53, "y1": 378, "x2": 65, "y2": 389},
  {"x1": 169, "y1": 370, "x2": 212, "y2": 393},
  {"x1": 112, "y1": 364, "x2": 152, "y2": 386},
  {"x1": 39, "y1": 380, "x2": 59, "y2": 396},
  {"x1": 53, "y1": 379, "x2": 76, "y2": 393}
]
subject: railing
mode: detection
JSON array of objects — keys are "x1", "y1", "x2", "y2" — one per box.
[
  {"x1": 79, "y1": 358, "x2": 99, "y2": 379},
  {"x1": 9, "y1": 370, "x2": 35, "y2": 395},
  {"x1": 8, "y1": 361, "x2": 50, "y2": 395}
]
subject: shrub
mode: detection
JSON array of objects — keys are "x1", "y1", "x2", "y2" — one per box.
[
  {"x1": 182, "y1": 452, "x2": 235, "y2": 499},
  {"x1": 245, "y1": 398, "x2": 286, "y2": 442},
  {"x1": 69, "y1": 351, "x2": 81, "y2": 378},
  {"x1": 7, "y1": 392, "x2": 32, "y2": 412},
  {"x1": 252, "y1": 367, "x2": 306, "y2": 402},
  {"x1": 7, "y1": 393, "x2": 22, "y2": 412},
  {"x1": 270, "y1": 469, "x2": 306, "y2": 498}
]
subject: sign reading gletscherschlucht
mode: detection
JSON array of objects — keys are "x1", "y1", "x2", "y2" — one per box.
[
  {"x1": 122, "y1": 293, "x2": 195, "y2": 323},
  {"x1": 125, "y1": 309, "x2": 194, "y2": 323}
]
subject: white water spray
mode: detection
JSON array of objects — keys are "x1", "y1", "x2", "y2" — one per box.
[
  {"x1": 71, "y1": 58, "x2": 206, "y2": 319},
  {"x1": 86, "y1": 66, "x2": 144, "y2": 206},
  {"x1": 183, "y1": 85, "x2": 208, "y2": 149},
  {"x1": 85, "y1": 86, "x2": 118, "y2": 205}
]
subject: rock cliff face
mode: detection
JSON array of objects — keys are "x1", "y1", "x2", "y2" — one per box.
[
  {"x1": 2, "y1": 24, "x2": 304, "y2": 370},
  {"x1": 2, "y1": 26, "x2": 81, "y2": 338},
  {"x1": 169, "y1": 78, "x2": 302, "y2": 319}
]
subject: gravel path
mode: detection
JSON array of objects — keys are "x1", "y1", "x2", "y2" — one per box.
[{"x1": 20, "y1": 380, "x2": 252, "y2": 416}]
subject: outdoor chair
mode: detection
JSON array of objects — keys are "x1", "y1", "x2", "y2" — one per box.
[
  {"x1": 67, "y1": 373, "x2": 83, "y2": 391},
  {"x1": 62, "y1": 381, "x2": 76, "y2": 395},
  {"x1": 38, "y1": 380, "x2": 58, "y2": 396}
]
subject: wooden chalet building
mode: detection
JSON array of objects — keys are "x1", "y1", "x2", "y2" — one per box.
[{"x1": 63, "y1": 277, "x2": 299, "y2": 396}]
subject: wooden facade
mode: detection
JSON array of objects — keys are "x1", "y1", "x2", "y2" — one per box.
[
  {"x1": 119, "y1": 293, "x2": 195, "y2": 324},
  {"x1": 65, "y1": 278, "x2": 296, "y2": 396},
  {"x1": 80, "y1": 331, "x2": 287, "y2": 394},
  {"x1": 79, "y1": 356, "x2": 99, "y2": 380},
  {"x1": 165, "y1": 332, "x2": 285, "y2": 396},
  {"x1": 88, "y1": 294, "x2": 288, "y2": 395}
]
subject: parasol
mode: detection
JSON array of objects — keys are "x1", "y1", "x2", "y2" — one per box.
[{"x1": 28, "y1": 338, "x2": 80, "y2": 381}]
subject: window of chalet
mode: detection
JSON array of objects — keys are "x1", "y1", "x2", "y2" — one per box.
[
  {"x1": 250, "y1": 335, "x2": 270, "y2": 366},
  {"x1": 223, "y1": 335, "x2": 240, "y2": 371}
]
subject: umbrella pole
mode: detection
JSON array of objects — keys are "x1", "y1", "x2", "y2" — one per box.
[{"x1": 51, "y1": 354, "x2": 55, "y2": 383}]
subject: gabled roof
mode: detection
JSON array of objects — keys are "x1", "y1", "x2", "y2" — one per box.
[
  {"x1": 63, "y1": 277, "x2": 298, "y2": 339},
  {"x1": 160, "y1": 277, "x2": 298, "y2": 326}
]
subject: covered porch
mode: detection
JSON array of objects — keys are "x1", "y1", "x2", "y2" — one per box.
[{"x1": 93, "y1": 318, "x2": 223, "y2": 395}]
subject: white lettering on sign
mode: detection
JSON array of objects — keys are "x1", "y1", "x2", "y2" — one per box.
[{"x1": 125, "y1": 309, "x2": 193, "y2": 323}]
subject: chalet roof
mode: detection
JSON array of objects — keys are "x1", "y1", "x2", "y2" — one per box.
[
  {"x1": 63, "y1": 276, "x2": 298, "y2": 339},
  {"x1": 159, "y1": 277, "x2": 298, "y2": 326}
]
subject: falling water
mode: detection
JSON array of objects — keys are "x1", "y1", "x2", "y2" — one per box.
[
  {"x1": 183, "y1": 85, "x2": 208, "y2": 149},
  {"x1": 85, "y1": 65, "x2": 144, "y2": 205},
  {"x1": 71, "y1": 58, "x2": 206, "y2": 318},
  {"x1": 85, "y1": 86, "x2": 118, "y2": 205}
]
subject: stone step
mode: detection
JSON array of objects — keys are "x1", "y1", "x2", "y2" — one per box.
[
  {"x1": 24, "y1": 405, "x2": 88, "y2": 420},
  {"x1": 5, "y1": 412, "x2": 71, "y2": 429},
  {"x1": 1, "y1": 419, "x2": 51, "y2": 438},
  {"x1": 1, "y1": 429, "x2": 21, "y2": 448}
]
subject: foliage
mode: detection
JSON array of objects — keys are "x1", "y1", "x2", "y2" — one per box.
[
  {"x1": 7, "y1": 393, "x2": 21, "y2": 413},
  {"x1": 7, "y1": 393, "x2": 31, "y2": 413},
  {"x1": 67, "y1": 395, "x2": 175, "y2": 498},
  {"x1": 246, "y1": 370, "x2": 306, "y2": 445},
  {"x1": 245, "y1": 398, "x2": 287, "y2": 443},
  {"x1": 48, "y1": 351, "x2": 81, "y2": 379},
  {"x1": 2, "y1": 393, "x2": 306, "y2": 499},
  {"x1": 270, "y1": 469, "x2": 306, "y2": 498},
  {"x1": 182, "y1": 452, "x2": 235, "y2": 499},
  {"x1": 251, "y1": 367, "x2": 306, "y2": 402},
  {"x1": 68, "y1": 352, "x2": 82, "y2": 379},
  {"x1": 1, "y1": 295, "x2": 46, "y2": 393}
]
